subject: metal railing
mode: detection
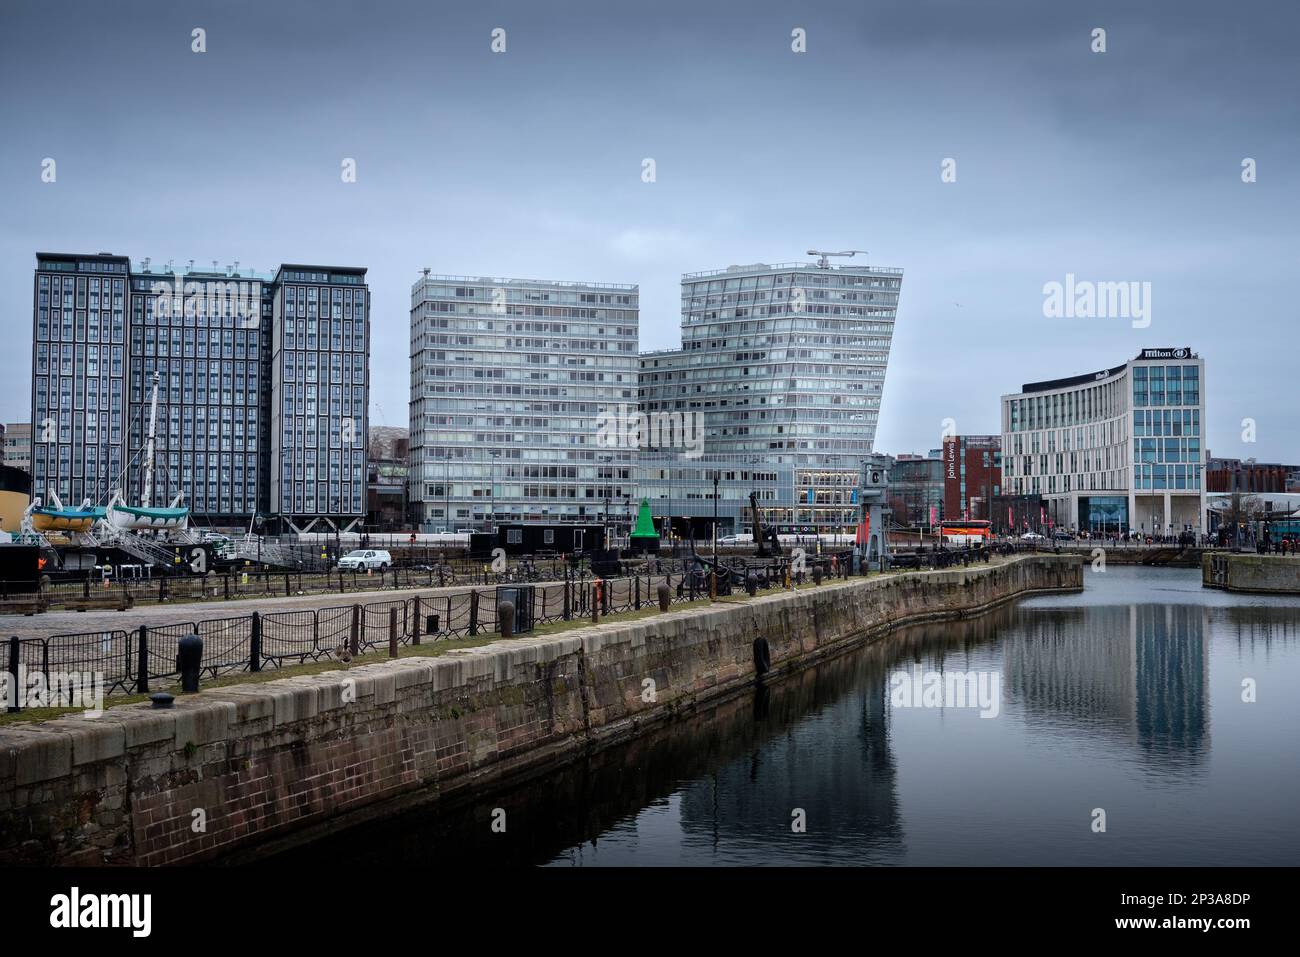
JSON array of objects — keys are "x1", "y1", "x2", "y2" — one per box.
[
  {"x1": 0, "y1": 554, "x2": 803, "y2": 612},
  {"x1": 3, "y1": 558, "x2": 857, "y2": 713},
  {"x1": 681, "y1": 262, "x2": 904, "y2": 279}
]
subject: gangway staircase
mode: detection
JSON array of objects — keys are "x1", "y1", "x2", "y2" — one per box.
[
  {"x1": 228, "y1": 534, "x2": 316, "y2": 569},
  {"x1": 106, "y1": 529, "x2": 187, "y2": 567},
  {"x1": 75, "y1": 516, "x2": 205, "y2": 570}
]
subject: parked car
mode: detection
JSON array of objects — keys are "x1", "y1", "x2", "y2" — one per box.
[
  {"x1": 338, "y1": 549, "x2": 392, "y2": 570},
  {"x1": 717, "y1": 535, "x2": 740, "y2": 546},
  {"x1": 1020, "y1": 532, "x2": 1046, "y2": 541},
  {"x1": 1052, "y1": 530, "x2": 1074, "y2": 541}
]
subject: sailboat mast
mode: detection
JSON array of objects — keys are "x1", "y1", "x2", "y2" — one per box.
[{"x1": 142, "y1": 371, "x2": 160, "y2": 509}]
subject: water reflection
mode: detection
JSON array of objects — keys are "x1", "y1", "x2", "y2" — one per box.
[
  {"x1": 258, "y1": 568, "x2": 1300, "y2": 867},
  {"x1": 1003, "y1": 604, "x2": 1209, "y2": 771}
]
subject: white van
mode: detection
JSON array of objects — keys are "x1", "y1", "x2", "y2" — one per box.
[{"x1": 338, "y1": 549, "x2": 392, "y2": 570}]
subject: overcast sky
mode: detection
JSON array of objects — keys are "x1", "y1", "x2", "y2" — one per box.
[{"x1": 2, "y1": 0, "x2": 1296, "y2": 461}]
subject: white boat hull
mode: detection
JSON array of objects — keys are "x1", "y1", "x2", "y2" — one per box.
[{"x1": 106, "y1": 505, "x2": 189, "y2": 532}]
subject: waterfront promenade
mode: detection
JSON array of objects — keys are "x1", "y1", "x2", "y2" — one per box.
[{"x1": 0, "y1": 555, "x2": 1081, "y2": 865}]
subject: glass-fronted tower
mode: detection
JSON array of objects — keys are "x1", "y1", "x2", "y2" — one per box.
[
  {"x1": 1000, "y1": 347, "x2": 1206, "y2": 536},
  {"x1": 637, "y1": 259, "x2": 903, "y2": 534}
]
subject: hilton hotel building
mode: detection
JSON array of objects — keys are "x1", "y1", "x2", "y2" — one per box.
[{"x1": 1000, "y1": 348, "x2": 1206, "y2": 536}]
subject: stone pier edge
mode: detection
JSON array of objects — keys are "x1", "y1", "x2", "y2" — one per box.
[
  {"x1": 0, "y1": 554, "x2": 1082, "y2": 866},
  {"x1": 1202, "y1": 551, "x2": 1300, "y2": 593}
]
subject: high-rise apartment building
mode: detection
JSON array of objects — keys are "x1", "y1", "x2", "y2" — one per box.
[
  {"x1": 409, "y1": 274, "x2": 639, "y2": 530},
  {"x1": 127, "y1": 261, "x2": 271, "y2": 522},
  {"x1": 32, "y1": 253, "x2": 130, "y2": 508},
  {"x1": 637, "y1": 259, "x2": 903, "y2": 534},
  {"x1": 268, "y1": 265, "x2": 370, "y2": 527},
  {"x1": 30, "y1": 252, "x2": 369, "y2": 531}
]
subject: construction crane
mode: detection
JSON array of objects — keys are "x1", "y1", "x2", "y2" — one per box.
[{"x1": 806, "y1": 249, "x2": 869, "y2": 268}]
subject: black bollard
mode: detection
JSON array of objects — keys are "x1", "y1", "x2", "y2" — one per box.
[
  {"x1": 499, "y1": 600, "x2": 516, "y2": 638},
  {"x1": 177, "y1": 631, "x2": 203, "y2": 693},
  {"x1": 753, "y1": 635, "x2": 772, "y2": 677},
  {"x1": 657, "y1": 582, "x2": 671, "y2": 612}
]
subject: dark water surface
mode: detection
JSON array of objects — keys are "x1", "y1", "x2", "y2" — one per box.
[{"x1": 261, "y1": 567, "x2": 1300, "y2": 866}]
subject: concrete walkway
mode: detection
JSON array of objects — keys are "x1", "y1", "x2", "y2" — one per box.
[{"x1": 0, "y1": 578, "x2": 557, "y2": 639}]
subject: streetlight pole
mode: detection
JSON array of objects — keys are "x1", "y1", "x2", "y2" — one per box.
[
  {"x1": 712, "y1": 470, "x2": 719, "y2": 556},
  {"x1": 665, "y1": 459, "x2": 673, "y2": 547},
  {"x1": 595, "y1": 452, "x2": 613, "y2": 547},
  {"x1": 487, "y1": 450, "x2": 500, "y2": 533}
]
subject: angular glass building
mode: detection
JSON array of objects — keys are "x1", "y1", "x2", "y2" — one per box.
[{"x1": 636, "y1": 259, "x2": 903, "y2": 535}]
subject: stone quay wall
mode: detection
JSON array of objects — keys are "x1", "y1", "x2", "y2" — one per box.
[
  {"x1": 0, "y1": 554, "x2": 1081, "y2": 865},
  {"x1": 1203, "y1": 552, "x2": 1300, "y2": 593}
]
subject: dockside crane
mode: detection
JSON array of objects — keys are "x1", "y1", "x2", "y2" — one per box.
[{"x1": 806, "y1": 249, "x2": 869, "y2": 268}]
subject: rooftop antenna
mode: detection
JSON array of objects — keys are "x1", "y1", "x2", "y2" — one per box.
[
  {"x1": 187, "y1": 259, "x2": 194, "y2": 273},
  {"x1": 233, "y1": 260, "x2": 240, "y2": 276},
  {"x1": 212, "y1": 260, "x2": 218, "y2": 273},
  {"x1": 806, "y1": 249, "x2": 869, "y2": 269},
  {"x1": 422, "y1": 267, "x2": 431, "y2": 278},
  {"x1": 141, "y1": 257, "x2": 151, "y2": 272}
]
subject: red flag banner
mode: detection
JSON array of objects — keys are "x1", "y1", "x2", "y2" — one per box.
[{"x1": 857, "y1": 512, "x2": 871, "y2": 546}]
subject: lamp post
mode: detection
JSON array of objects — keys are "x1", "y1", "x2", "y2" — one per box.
[
  {"x1": 595, "y1": 452, "x2": 612, "y2": 548},
  {"x1": 658, "y1": 455, "x2": 672, "y2": 544},
  {"x1": 712, "y1": 470, "x2": 720, "y2": 556},
  {"x1": 487, "y1": 450, "x2": 501, "y2": 532},
  {"x1": 668, "y1": 462, "x2": 673, "y2": 545}
]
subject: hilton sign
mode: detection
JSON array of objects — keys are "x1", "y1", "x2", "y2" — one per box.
[{"x1": 1138, "y1": 347, "x2": 1191, "y2": 360}]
